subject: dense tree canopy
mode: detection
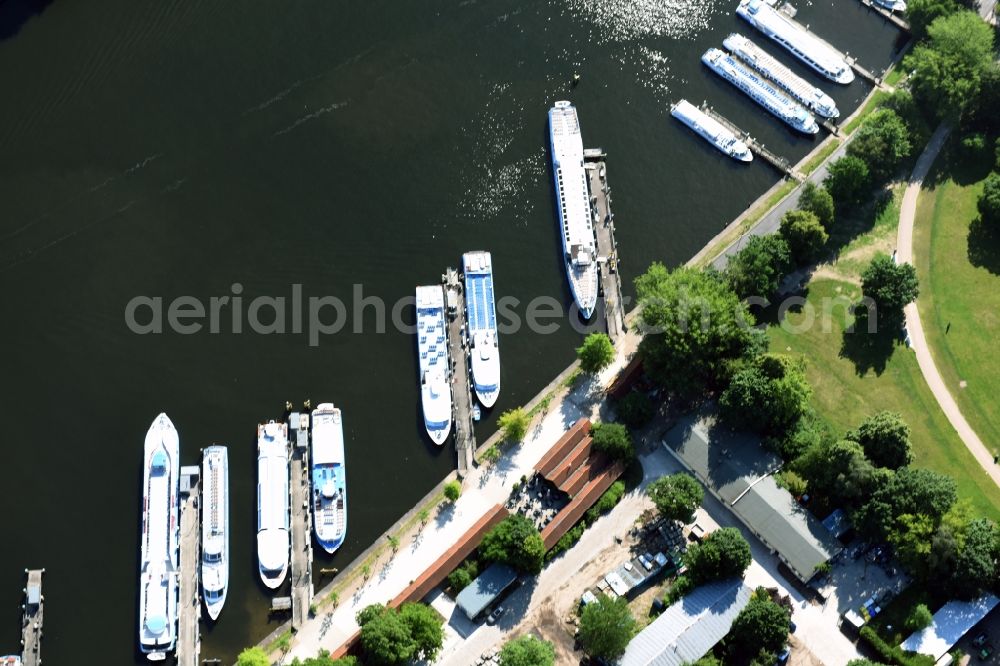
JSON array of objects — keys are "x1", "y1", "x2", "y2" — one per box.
[
  {"x1": 825, "y1": 155, "x2": 871, "y2": 208},
  {"x1": 780, "y1": 209, "x2": 829, "y2": 264},
  {"x1": 796, "y1": 439, "x2": 881, "y2": 507},
  {"x1": 728, "y1": 589, "x2": 791, "y2": 658},
  {"x1": 720, "y1": 353, "x2": 812, "y2": 435},
  {"x1": 499, "y1": 635, "x2": 556, "y2": 666},
  {"x1": 905, "y1": 10, "x2": 996, "y2": 122},
  {"x1": 684, "y1": 527, "x2": 752, "y2": 583},
  {"x1": 578, "y1": 593, "x2": 637, "y2": 661},
  {"x1": 357, "y1": 604, "x2": 418, "y2": 665},
  {"x1": 855, "y1": 467, "x2": 958, "y2": 540},
  {"x1": 797, "y1": 181, "x2": 835, "y2": 229},
  {"x1": 635, "y1": 264, "x2": 756, "y2": 399},
  {"x1": 479, "y1": 514, "x2": 545, "y2": 573},
  {"x1": 726, "y1": 234, "x2": 791, "y2": 300},
  {"x1": 847, "y1": 109, "x2": 912, "y2": 182},
  {"x1": 950, "y1": 518, "x2": 1000, "y2": 599},
  {"x1": 860, "y1": 253, "x2": 919, "y2": 321},
  {"x1": 290, "y1": 651, "x2": 359, "y2": 666},
  {"x1": 616, "y1": 390, "x2": 654, "y2": 427},
  {"x1": 850, "y1": 411, "x2": 913, "y2": 470},
  {"x1": 906, "y1": 0, "x2": 963, "y2": 38},
  {"x1": 979, "y1": 172, "x2": 1000, "y2": 226},
  {"x1": 577, "y1": 332, "x2": 615, "y2": 374},
  {"x1": 236, "y1": 648, "x2": 270, "y2": 666},
  {"x1": 647, "y1": 473, "x2": 704, "y2": 523},
  {"x1": 591, "y1": 421, "x2": 635, "y2": 463}
]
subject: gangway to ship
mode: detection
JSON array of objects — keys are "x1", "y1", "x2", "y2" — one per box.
[
  {"x1": 584, "y1": 150, "x2": 626, "y2": 344},
  {"x1": 699, "y1": 103, "x2": 805, "y2": 181}
]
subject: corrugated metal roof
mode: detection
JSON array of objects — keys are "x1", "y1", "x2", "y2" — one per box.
[
  {"x1": 902, "y1": 595, "x2": 1000, "y2": 659},
  {"x1": 620, "y1": 579, "x2": 753, "y2": 666},
  {"x1": 455, "y1": 562, "x2": 518, "y2": 620}
]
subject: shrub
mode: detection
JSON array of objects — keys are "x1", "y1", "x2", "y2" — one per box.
[
  {"x1": 591, "y1": 422, "x2": 635, "y2": 463},
  {"x1": 978, "y1": 172, "x2": 1000, "y2": 225},
  {"x1": 905, "y1": 603, "x2": 933, "y2": 632},
  {"x1": 498, "y1": 407, "x2": 530, "y2": 443},
  {"x1": 480, "y1": 514, "x2": 545, "y2": 573},
  {"x1": 446, "y1": 559, "x2": 479, "y2": 592},
  {"x1": 443, "y1": 480, "x2": 461, "y2": 502},
  {"x1": 616, "y1": 390, "x2": 654, "y2": 428},
  {"x1": 577, "y1": 332, "x2": 615, "y2": 374}
]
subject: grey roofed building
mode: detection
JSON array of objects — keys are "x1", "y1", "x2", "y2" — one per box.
[
  {"x1": 663, "y1": 414, "x2": 842, "y2": 583},
  {"x1": 455, "y1": 562, "x2": 518, "y2": 620},
  {"x1": 620, "y1": 578, "x2": 753, "y2": 666}
]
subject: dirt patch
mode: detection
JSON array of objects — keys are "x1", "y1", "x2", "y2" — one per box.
[
  {"x1": 810, "y1": 265, "x2": 862, "y2": 286},
  {"x1": 788, "y1": 635, "x2": 824, "y2": 666},
  {"x1": 521, "y1": 603, "x2": 579, "y2": 665}
]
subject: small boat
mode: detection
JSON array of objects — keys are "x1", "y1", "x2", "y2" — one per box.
[
  {"x1": 873, "y1": 0, "x2": 906, "y2": 12},
  {"x1": 311, "y1": 403, "x2": 347, "y2": 554},
  {"x1": 415, "y1": 285, "x2": 453, "y2": 445},
  {"x1": 201, "y1": 446, "x2": 229, "y2": 620},
  {"x1": 463, "y1": 251, "x2": 501, "y2": 408},
  {"x1": 670, "y1": 99, "x2": 753, "y2": 162},
  {"x1": 257, "y1": 420, "x2": 290, "y2": 589},
  {"x1": 138, "y1": 413, "x2": 180, "y2": 662}
]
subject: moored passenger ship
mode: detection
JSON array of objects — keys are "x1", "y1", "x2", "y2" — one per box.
[
  {"x1": 201, "y1": 445, "x2": 229, "y2": 620},
  {"x1": 257, "y1": 420, "x2": 290, "y2": 589}
]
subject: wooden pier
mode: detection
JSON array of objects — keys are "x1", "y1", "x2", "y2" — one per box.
[
  {"x1": 288, "y1": 411, "x2": 314, "y2": 630},
  {"x1": 444, "y1": 269, "x2": 476, "y2": 477},
  {"x1": 177, "y1": 467, "x2": 201, "y2": 666},
  {"x1": 858, "y1": 0, "x2": 911, "y2": 31},
  {"x1": 20, "y1": 569, "x2": 43, "y2": 666},
  {"x1": 584, "y1": 151, "x2": 626, "y2": 344},
  {"x1": 700, "y1": 104, "x2": 805, "y2": 181}
]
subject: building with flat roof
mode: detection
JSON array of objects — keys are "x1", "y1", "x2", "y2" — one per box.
[
  {"x1": 902, "y1": 595, "x2": 1000, "y2": 660},
  {"x1": 662, "y1": 414, "x2": 842, "y2": 583},
  {"x1": 620, "y1": 578, "x2": 753, "y2": 666},
  {"x1": 455, "y1": 562, "x2": 518, "y2": 621}
]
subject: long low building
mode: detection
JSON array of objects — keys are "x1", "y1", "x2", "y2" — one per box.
[
  {"x1": 662, "y1": 414, "x2": 841, "y2": 583},
  {"x1": 902, "y1": 595, "x2": 1000, "y2": 660},
  {"x1": 620, "y1": 578, "x2": 753, "y2": 666}
]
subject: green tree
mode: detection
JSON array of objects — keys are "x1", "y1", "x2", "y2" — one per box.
[
  {"x1": 357, "y1": 603, "x2": 416, "y2": 665},
  {"x1": 590, "y1": 421, "x2": 635, "y2": 463},
  {"x1": 499, "y1": 635, "x2": 556, "y2": 666},
  {"x1": 236, "y1": 648, "x2": 270, "y2": 666},
  {"x1": 647, "y1": 473, "x2": 704, "y2": 523},
  {"x1": 905, "y1": 10, "x2": 996, "y2": 122},
  {"x1": 978, "y1": 172, "x2": 1000, "y2": 225},
  {"x1": 847, "y1": 109, "x2": 912, "y2": 182},
  {"x1": 446, "y1": 559, "x2": 478, "y2": 592},
  {"x1": 577, "y1": 332, "x2": 615, "y2": 374},
  {"x1": 890, "y1": 513, "x2": 938, "y2": 578},
  {"x1": 578, "y1": 593, "x2": 637, "y2": 661},
  {"x1": 848, "y1": 659, "x2": 890, "y2": 666},
  {"x1": 720, "y1": 353, "x2": 812, "y2": 435},
  {"x1": 399, "y1": 602, "x2": 444, "y2": 661},
  {"x1": 779, "y1": 470, "x2": 808, "y2": 497},
  {"x1": 479, "y1": 514, "x2": 545, "y2": 573},
  {"x1": 797, "y1": 181, "x2": 835, "y2": 229},
  {"x1": 780, "y1": 209, "x2": 829, "y2": 264},
  {"x1": 684, "y1": 527, "x2": 753, "y2": 583},
  {"x1": 292, "y1": 650, "x2": 360, "y2": 666},
  {"x1": 824, "y1": 155, "x2": 871, "y2": 207},
  {"x1": 950, "y1": 518, "x2": 1000, "y2": 599},
  {"x1": 616, "y1": 390, "x2": 654, "y2": 427},
  {"x1": 905, "y1": 603, "x2": 934, "y2": 631},
  {"x1": 906, "y1": 0, "x2": 962, "y2": 38},
  {"x1": 728, "y1": 589, "x2": 791, "y2": 657},
  {"x1": 635, "y1": 264, "x2": 756, "y2": 399},
  {"x1": 726, "y1": 234, "x2": 791, "y2": 300},
  {"x1": 856, "y1": 468, "x2": 958, "y2": 540},
  {"x1": 443, "y1": 480, "x2": 462, "y2": 502},
  {"x1": 499, "y1": 407, "x2": 530, "y2": 443},
  {"x1": 860, "y1": 253, "x2": 919, "y2": 321},
  {"x1": 850, "y1": 411, "x2": 913, "y2": 470},
  {"x1": 795, "y1": 439, "x2": 879, "y2": 507},
  {"x1": 881, "y1": 89, "x2": 930, "y2": 144}
]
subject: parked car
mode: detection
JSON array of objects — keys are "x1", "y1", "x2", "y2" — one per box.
[
  {"x1": 775, "y1": 648, "x2": 790, "y2": 665},
  {"x1": 789, "y1": 621, "x2": 797, "y2": 634},
  {"x1": 974, "y1": 633, "x2": 988, "y2": 648},
  {"x1": 487, "y1": 606, "x2": 506, "y2": 626}
]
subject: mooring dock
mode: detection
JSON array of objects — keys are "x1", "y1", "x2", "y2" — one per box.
[
  {"x1": 176, "y1": 466, "x2": 201, "y2": 666},
  {"x1": 444, "y1": 269, "x2": 476, "y2": 476},
  {"x1": 699, "y1": 104, "x2": 805, "y2": 181},
  {"x1": 584, "y1": 149, "x2": 626, "y2": 344},
  {"x1": 858, "y1": 0, "x2": 911, "y2": 31},
  {"x1": 288, "y1": 411, "x2": 314, "y2": 630},
  {"x1": 19, "y1": 569, "x2": 43, "y2": 666}
]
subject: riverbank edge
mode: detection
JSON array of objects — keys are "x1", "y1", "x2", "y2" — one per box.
[{"x1": 252, "y1": 49, "x2": 909, "y2": 663}]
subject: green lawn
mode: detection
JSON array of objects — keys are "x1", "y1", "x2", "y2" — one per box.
[
  {"x1": 766, "y1": 180, "x2": 1000, "y2": 520},
  {"x1": 913, "y1": 145, "x2": 1000, "y2": 459}
]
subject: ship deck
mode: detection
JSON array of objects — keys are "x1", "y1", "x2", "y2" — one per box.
[{"x1": 727, "y1": 35, "x2": 835, "y2": 113}]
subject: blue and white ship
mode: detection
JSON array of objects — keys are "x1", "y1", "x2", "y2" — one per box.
[
  {"x1": 257, "y1": 420, "x2": 290, "y2": 589},
  {"x1": 462, "y1": 251, "x2": 500, "y2": 408},
  {"x1": 311, "y1": 403, "x2": 347, "y2": 554},
  {"x1": 138, "y1": 413, "x2": 179, "y2": 662},
  {"x1": 702, "y1": 48, "x2": 819, "y2": 135},
  {"x1": 548, "y1": 101, "x2": 598, "y2": 320},
  {"x1": 671, "y1": 99, "x2": 753, "y2": 162},
  {"x1": 736, "y1": 0, "x2": 854, "y2": 84},
  {"x1": 201, "y1": 445, "x2": 228, "y2": 621},
  {"x1": 416, "y1": 285, "x2": 453, "y2": 445},
  {"x1": 724, "y1": 33, "x2": 840, "y2": 118}
]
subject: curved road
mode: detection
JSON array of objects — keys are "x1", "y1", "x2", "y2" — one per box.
[{"x1": 896, "y1": 124, "x2": 1000, "y2": 487}]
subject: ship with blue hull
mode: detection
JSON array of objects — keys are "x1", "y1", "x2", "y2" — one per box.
[
  {"x1": 310, "y1": 403, "x2": 347, "y2": 554},
  {"x1": 736, "y1": 0, "x2": 854, "y2": 84},
  {"x1": 548, "y1": 101, "x2": 598, "y2": 319},
  {"x1": 138, "y1": 413, "x2": 179, "y2": 662},
  {"x1": 416, "y1": 285, "x2": 453, "y2": 445},
  {"x1": 201, "y1": 445, "x2": 229, "y2": 621},
  {"x1": 724, "y1": 33, "x2": 839, "y2": 118},
  {"x1": 702, "y1": 48, "x2": 819, "y2": 135},
  {"x1": 462, "y1": 251, "x2": 500, "y2": 408}
]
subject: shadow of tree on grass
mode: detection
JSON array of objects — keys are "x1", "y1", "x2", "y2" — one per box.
[
  {"x1": 968, "y1": 216, "x2": 1000, "y2": 276},
  {"x1": 839, "y1": 304, "x2": 905, "y2": 376}
]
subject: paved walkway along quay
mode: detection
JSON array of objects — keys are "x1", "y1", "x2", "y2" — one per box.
[
  {"x1": 289, "y1": 411, "x2": 315, "y2": 630},
  {"x1": 445, "y1": 267, "x2": 476, "y2": 477},
  {"x1": 20, "y1": 569, "x2": 43, "y2": 666},
  {"x1": 177, "y1": 469, "x2": 201, "y2": 666},
  {"x1": 896, "y1": 124, "x2": 1000, "y2": 489},
  {"x1": 585, "y1": 151, "x2": 627, "y2": 344}
]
